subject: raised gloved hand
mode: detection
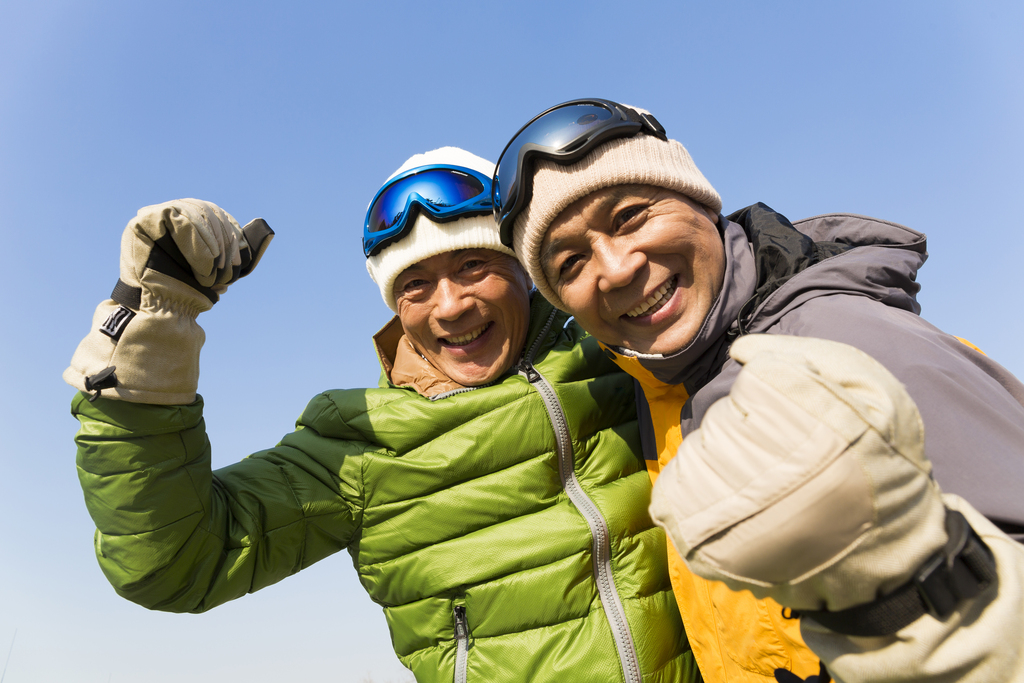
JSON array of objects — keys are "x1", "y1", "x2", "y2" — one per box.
[
  {"x1": 64, "y1": 199, "x2": 273, "y2": 404},
  {"x1": 648, "y1": 334, "x2": 951, "y2": 613}
]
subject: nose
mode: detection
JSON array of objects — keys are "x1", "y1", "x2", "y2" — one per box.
[
  {"x1": 594, "y1": 240, "x2": 646, "y2": 293},
  {"x1": 432, "y1": 277, "x2": 474, "y2": 321}
]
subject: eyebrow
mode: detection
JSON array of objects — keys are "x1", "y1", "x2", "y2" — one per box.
[
  {"x1": 540, "y1": 238, "x2": 568, "y2": 273},
  {"x1": 540, "y1": 188, "x2": 639, "y2": 269}
]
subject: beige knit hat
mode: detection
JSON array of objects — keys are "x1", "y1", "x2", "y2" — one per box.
[
  {"x1": 366, "y1": 147, "x2": 515, "y2": 312},
  {"x1": 511, "y1": 105, "x2": 722, "y2": 311}
]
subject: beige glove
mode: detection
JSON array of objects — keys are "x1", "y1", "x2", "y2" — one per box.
[
  {"x1": 64, "y1": 199, "x2": 273, "y2": 404},
  {"x1": 652, "y1": 333, "x2": 1020, "y2": 682},
  {"x1": 648, "y1": 334, "x2": 949, "y2": 611}
]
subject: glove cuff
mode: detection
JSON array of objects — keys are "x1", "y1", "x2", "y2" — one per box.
[
  {"x1": 64, "y1": 299, "x2": 204, "y2": 404},
  {"x1": 799, "y1": 507, "x2": 996, "y2": 636}
]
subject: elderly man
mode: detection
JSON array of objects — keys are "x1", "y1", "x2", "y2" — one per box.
[
  {"x1": 494, "y1": 99, "x2": 1024, "y2": 683},
  {"x1": 64, "y1": 148, "x2": 696, "y2": 683}
]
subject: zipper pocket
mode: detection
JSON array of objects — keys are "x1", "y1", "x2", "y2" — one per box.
[{"x1": 453, "y1": 603, "x2": 469, "y2": 683}]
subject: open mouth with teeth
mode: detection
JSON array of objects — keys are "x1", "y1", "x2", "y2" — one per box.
[
  {"x1": 624, "y1": 276, "x2": 678, "y2": 319},
  {"x1": 438, "y1": 322, "x2": 493, "y2": 347}
]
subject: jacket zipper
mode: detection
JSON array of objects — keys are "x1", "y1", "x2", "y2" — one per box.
[
  {"x1": 518, "y1": 311, "x2": 643, "y2": 683},
  {"x1": 453, "y1": 604, "x2": 469, "y2": 683},
  {"x1": 430, "y1": 384, "x2": 489, "y2": 401}
]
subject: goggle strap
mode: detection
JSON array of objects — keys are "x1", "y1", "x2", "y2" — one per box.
[
  {"x1": 641, "y1": 112, "x2": 667, "y2": 139},
  {"x1": 617, "y1": 103, "x2": 667, "y2": 140},
  {"x1": 606, "y1": 102, "x2": 671, "y2": 141}
]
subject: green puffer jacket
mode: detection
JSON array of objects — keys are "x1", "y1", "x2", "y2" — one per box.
[{"x1": 72, "y1": 296, "x2": 697, "y2": 683}]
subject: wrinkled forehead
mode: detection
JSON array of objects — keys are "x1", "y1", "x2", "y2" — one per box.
[{"x1": 542, "y1": 184, "x2": 714, "y2": 245}]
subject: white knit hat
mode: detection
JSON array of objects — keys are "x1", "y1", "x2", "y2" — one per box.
[
  {"x1": 511, "y1": 105, "x2": 722, "y2": 311},
  {"x1": 366, "y1": 147, "x2": 515, "y2": 312}
]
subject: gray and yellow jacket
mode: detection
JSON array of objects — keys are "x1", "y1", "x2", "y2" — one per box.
[
  {"x1": 72, "y1": 294, "x2": 697, "y2": 683},
  {"x1": 605, "y1": 204, "x2": 1024, "y2": 682}
]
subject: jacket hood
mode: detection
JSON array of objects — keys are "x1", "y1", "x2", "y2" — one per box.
[{"x1": 756, "y1": 211, "x2": 927, "y2": 330}]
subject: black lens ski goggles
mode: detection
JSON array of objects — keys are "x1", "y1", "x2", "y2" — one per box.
[
  {"x1": 492, "y1": 98, "x2": 667, "y2": 247},
  {"x1": 364, "y1": 164, "x2": 493, "y2": 257}
]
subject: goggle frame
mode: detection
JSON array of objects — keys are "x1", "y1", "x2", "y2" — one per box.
[
  {"x1": 493, "y1": 98, "x2": 667, "y2": 247},
  {"x1": 364, "y1": 164, "x2": 494, "y2": 258}
]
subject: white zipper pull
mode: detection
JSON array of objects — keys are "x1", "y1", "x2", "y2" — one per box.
[
  {"x1": 453, "y1": 604, "x2": 469, "y2": 683},
  {"x1": 454, "y1": 605, "x2": 468, "y2": 640}
]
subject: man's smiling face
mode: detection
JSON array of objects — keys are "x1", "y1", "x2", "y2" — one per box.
[
  {"x1": 394, "y1": 249, "x2": 532, "y2": 386},
  {"x1": 541, "y1": 185, "x2": 725, "y2": 355}
]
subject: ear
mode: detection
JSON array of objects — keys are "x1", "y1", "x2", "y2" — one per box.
[
  {"x1": 701, "y1": 204, "x2": 720, "y2": 225},
  {"x1": 675, "y1": 190, "x2": 720, "y2": 228}
]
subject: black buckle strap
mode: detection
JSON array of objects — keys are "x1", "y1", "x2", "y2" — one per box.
[
  {"x1": 614, "y1": 103, "x2": 667, "y2": 141},
  {"x1": 84, "y1": 366, "x2": 118, "y2": 402},
  {"x1": 801, "y1": 509, "x2": 996, "y2": 637}
]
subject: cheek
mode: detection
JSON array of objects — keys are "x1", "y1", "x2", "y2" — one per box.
[
  {"x1": 398, "y1": 306, "x2": 432, "y2": 345},
  {"x1": 561, "y1": 284, "x2": 585, "y2": 311},
  {"x1": 500, "y1": 287, "x2": 531, "y2": 330},
  {"x1": 562, "y1": 274, "x2": 600, "y2": 313},
  {"x1": 699, "y1": 238, "x2": 726, "y2": 290},
  {"x1": 487, "y1": 286, "x2": 531, "y2": 348},
  {"x1": 557, "y1": 288, "x2": 602, "y2": 330}
]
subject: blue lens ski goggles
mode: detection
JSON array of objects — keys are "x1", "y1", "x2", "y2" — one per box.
[
  {"x1": 363, "y1": 164, "x2": 493, "y2": 257},
  {"x1": 492, "y1": 98, "x2": 667, "y2": 247}
]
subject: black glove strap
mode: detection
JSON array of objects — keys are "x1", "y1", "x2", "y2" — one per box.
[
  {"x1": 111, "y1": 278, "x2": 142, "y2": 310},
  {"x1": 108, "y1": 240, "x2": 221, "y2": 313},
  {"x1": 800, "y1": 508, "x2": 996, "y2": 637},
  {"x1": 146, "y1": 234, "x2": 221, "y2": 304},
  {"x1": 100, "y1": 281, "x2": 140, "y2": 341}
]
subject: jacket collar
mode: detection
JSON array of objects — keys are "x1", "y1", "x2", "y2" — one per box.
[{"x1": 373, "y1": 317, "x2": 464, "y2": 398}]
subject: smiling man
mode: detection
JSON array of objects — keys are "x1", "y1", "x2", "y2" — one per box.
[
  {"x1": 65, "y1": 147, "x2": 697, "y2": 683},
  {"x1": 494, "y1": 98, "x2": 1024, "y2": 682}
]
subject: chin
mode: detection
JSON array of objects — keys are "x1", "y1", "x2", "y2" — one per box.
[
  {"x1": 444, "y1": 362, "x2": 489, "y2": 386},
  {"x1": 633, "y1": 325, "x2": 701, "y2": 356},
  {"x1": 456, "y1": 371, "x2": 498, "y2": 387},
  {"x1": 460, "y1": 358, "x2": 513, "y2": 386}
]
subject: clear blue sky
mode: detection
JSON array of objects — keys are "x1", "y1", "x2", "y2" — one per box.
[{"x1": 1, "y1": 1, "x2": 1021, "y2": 681}]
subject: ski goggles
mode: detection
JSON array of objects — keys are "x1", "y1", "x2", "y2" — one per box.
[
  {"x1": 363, "y1": 164, "x2": 493, "y2": 257},
  {"x1": 493, "y1": 98, "x2": 667, "y2": 247}
]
